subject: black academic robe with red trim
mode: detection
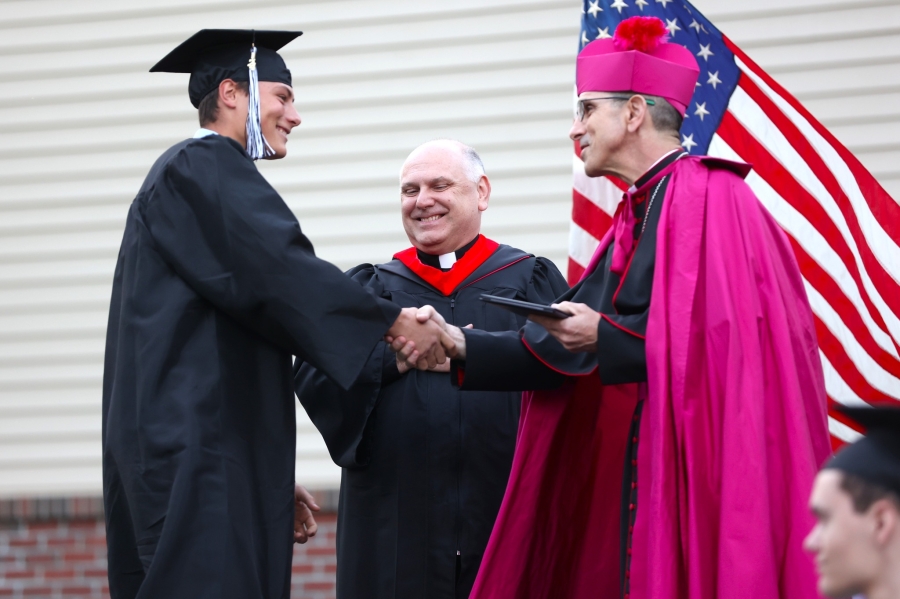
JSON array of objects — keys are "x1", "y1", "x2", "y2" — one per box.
[{"x1": 293, "y1": 238, "x2": 568, "y2": 599}]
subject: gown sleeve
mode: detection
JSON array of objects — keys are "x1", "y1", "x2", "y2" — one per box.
[
  {"x1": 526, "y1": 257, "x2": 571, "y2": 304},
  {"x1": 595, "y1": 312, "x2": 647, "y2": 384},
  {"x1": 451, "y1": 256, "x2": 569, "y2": 392},
  {"x1": 141, "y1": 138, "x2": 400, "y2": 390},
  {"x1": 293, "y1": 265, "x2": 392, "y2": 468}
]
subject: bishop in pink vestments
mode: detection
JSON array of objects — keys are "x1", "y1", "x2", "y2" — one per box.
[{"x1": 400, "y1": 16, "x2": 832, "y2": 599}]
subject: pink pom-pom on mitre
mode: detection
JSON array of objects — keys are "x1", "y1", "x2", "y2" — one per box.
[{"x1": 613, "y1": 16, "x2": 669, "y2": 53}]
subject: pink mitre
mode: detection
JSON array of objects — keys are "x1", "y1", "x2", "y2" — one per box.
[{"x1": 577, "y1": 16, "x2": 700, "y2": 116}]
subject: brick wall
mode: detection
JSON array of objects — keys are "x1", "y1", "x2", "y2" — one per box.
[
  {"x1": 0, "y1": 495, "x2": 338, "y2": 599},
  {"x1": 290, "y1": 513, "x2": 338, "y2": 599}
]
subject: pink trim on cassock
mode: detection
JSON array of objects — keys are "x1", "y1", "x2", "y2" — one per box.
[
  {"x1": 600, "y1": 313, "x2": 645, "y2": 340},
  {"x1": 469, "y1": 156, "x2": 830, "y2": 599}
]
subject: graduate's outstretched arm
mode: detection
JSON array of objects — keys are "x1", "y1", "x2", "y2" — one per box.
[
  {"x1": 144, "y1": 143, "x2": 401, "y2": 390},
  {"x1": 294, "y1": 484, "x2": 320, "y2": 544},
  {"x1": 529, "y1": 302, "x2": 600, "y2": 353}
]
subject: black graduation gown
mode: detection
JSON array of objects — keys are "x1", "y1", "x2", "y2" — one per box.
[
  {"x1": 102, "y1": 134, "x2": 401, "y2": 599},
  {"x1": 293, "y1": 243, "x2": 568, "y2": 599}
]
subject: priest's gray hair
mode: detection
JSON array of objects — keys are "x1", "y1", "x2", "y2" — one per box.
[{"x1": 403, "y1": 139, "x2": 486, "y2": 184}]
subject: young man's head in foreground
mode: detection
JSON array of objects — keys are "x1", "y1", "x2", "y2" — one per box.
[{"x1": 804, "y1": 405, "x2": 900, "y2": 599}]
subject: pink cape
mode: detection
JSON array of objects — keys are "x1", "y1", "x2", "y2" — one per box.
[{"x1": 469, "y1": 157, "x2": 831, "y2": 599}]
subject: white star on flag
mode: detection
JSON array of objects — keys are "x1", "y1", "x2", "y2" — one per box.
[
  {"x1": 665, "y1": 18, "x2": 681, "y2": 35},
  {"x1": 635, "y1": 0, "x2": 649, "y2": 8},
  {"x1": 707, "y1": 70, "x2": 722, "y2": 89},
  {"x1": 610, "y1": 0, "x2": 629, "y2": 13},
  {"x1": 689, "y1": 19, "x2": 702, "y2": 33},
  {"x1": 697, "y1": 43, "x2": 714, "y2": 61},
  {"x1": 694, "y1": 102, "x2": 710, "y2": 121},
  {"x1": 596, "y1": 27, "x2": 612, "y2": 39},
  {"x1": 587, "y1": 0, "x2": 602, "y2": 17},
  {"x1": 681, "y1": 133, "x2": 697, "y2": 151},
  {"x1": 656, "y1": 0, "x2": 673, "y2": 6},
  {"x1": 581, "y1": 30, "x2": 590, "y2": 46}
]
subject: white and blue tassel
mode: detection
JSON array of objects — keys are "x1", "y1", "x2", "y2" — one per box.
[{"x1": 245, "y1": 44, "x2": 275, "y2": 161}]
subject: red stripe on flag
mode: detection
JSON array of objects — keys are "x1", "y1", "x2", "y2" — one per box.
[
  {"x1": 813, "y1": 313, "x2": 894, "y2": 403},
  {"x1": 734, "y1": 73, "x2": 900, "y2": 334},
  {"x1": 789, "y1": 237, "x2": 900, "y2": 379},
  {"x1": 828, "y1": 397, "x2": 865, "y2": 434},
  {"x1": 717, "y1": 111, "x2": 900, "y2": 404},
  {"x1": 572, "y1": 189, "x2": 614, "y2": 242},
  {"x1": 725, "y1": 36, "x2": 900, "y2": 248},
  {"x1": 716, "y1": 111, "x2": 894, "y2": 344},
  {"x1": 827, "y1": 395, "x2": 863, "y2": 451},
  {"x1": 568, "y1": 261, "x2": 585, "y2": 286}
]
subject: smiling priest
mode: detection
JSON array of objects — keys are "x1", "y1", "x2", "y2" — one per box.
[{"x1": 294, "y1": 140, "x2": 568, "y2": 599}]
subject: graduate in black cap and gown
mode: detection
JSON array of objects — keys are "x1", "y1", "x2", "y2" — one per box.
[
  {"x1": 805, "y1": 405, "x2": 900, "y2": 599},
  {"x1": 102, "y1": 29, "x2": 449, "y2": 599}
]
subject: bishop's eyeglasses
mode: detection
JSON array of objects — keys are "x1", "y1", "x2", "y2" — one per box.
[{"x1": 575, "y1": 96, "x2": 656, "y2": 122}]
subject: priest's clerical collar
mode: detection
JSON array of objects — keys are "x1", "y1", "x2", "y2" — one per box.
[
  {"x1": 416, "y1": 236, "x2": 480, "y2": 271},
  {"x1": 629, "y1": 148, "x2": 686, "y2": 194},
  {"x1": 825, "y1": 404, "x2": 900, "y2": 498}
]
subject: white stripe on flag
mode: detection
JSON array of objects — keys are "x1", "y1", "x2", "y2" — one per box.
[
  {"x1": 573, "y1": 155, "x2": 621, "y2": 217},
  {"x1": 569, "y1": 221, "x2": 600, "y2": 268},
  {"x1": 829, "y1": 416, "x2": 863, "y2": 444},
  {"x1": 805, "y1": 280, "x2": 900, "y2": 396},
  {"x1": 708, "y1": 135, "x2": 900, "y2": 361},
  {"x1": 820, "y1": 351, "x2": 870, "y2": 408},
  {"x1": 726, "y1": 92, "x2": 900, "y2": 350},
  {"x1": 736, "y1": 56, "x2": 900, "y2": 290},
  {"x1": 728, "y1": 85, "x2": 899, "y2": 338}
]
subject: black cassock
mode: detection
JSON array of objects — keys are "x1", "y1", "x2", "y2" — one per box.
[
  {"x1": 294, "y1": 240, "x2": 568, "y2": 599},
  {"x1": 102, "y1": 134, "x2": 401, "y2": 599}
]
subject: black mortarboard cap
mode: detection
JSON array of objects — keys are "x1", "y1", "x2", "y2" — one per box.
[
  {"x1": 825, "y1": 404, "x2": 900, "y2": 497},
  {"x1": 150, "y1": 29, "x2": 302, "y2": 108}
]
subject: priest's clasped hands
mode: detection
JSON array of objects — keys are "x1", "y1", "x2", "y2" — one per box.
[{"x1": 385, "y1": 302, "x2": 602, "y2": 369}]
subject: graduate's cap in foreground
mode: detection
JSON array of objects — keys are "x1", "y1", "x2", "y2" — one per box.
[
  {"x1": 576, "y1": 16, "x2": 699, "y2": 116},
  {"x1": 825, "y1": 404, "x2": 900, "y2": 498},
  {"x1": 151, "y1": 29, "x2": 302, "y2": 160}
]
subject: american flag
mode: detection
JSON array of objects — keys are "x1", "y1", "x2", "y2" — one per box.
[{"x1": 571, "y1": 0, "x2": 900, "y2": 448}]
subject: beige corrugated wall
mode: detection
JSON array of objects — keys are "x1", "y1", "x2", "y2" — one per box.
[{"x1": 0, "y1": 0, "x2": 897, "y2": 496}]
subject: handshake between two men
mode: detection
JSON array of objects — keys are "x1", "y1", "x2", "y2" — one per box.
[{"x1": 384, "y1": 301, "x2": 602, "y2": 369}]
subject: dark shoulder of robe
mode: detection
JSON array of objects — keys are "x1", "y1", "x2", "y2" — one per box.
[
  {"x1": 102, "y1": 135, "x2": 400, "y2": 599},
  {"x1": 293, "y1": 245, "x2": 568, "y2": 599},
  {"x1": 455, "y1": 175, "x2": 668, "y2": 391}
]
